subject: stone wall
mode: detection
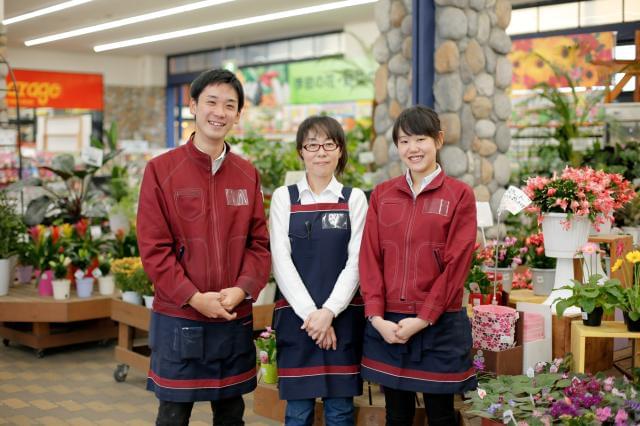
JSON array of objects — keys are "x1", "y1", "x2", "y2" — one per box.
[
  {"x1": 372, "y1": 0, "x2": 512, "y2": 220},
  {"x1": 104, "y1": 86, "x2": 166, "y2": 148}
]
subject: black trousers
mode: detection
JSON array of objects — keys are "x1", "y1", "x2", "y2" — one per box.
[
  {"x1": 156, "y1": 396, "x2": 245, "y2": 426},
  {"x1": 383, "y1": 388, "x2": 457, "y2": 426}
]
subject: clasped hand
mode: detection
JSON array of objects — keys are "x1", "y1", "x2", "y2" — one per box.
[
  {"x1": 371, "y1": 316, "x2": 428, "y2": 344},
  {"x1": 301, "y1": 308, "x2": 337, "y2": 350},
  {"x1": 188, "y1": 287, "x2": 246, "y2": 320}
]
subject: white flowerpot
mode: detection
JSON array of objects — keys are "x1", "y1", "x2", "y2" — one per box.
[
  {"x1": 109, "y1": 212, "x2": 130, "y2": 235},
  {"x1": 541, "y1": 213, "x2": 591, "y2": 258},
  {"x1": 122, "y1": 291, "x2": 142, "y2": 305},
  {"x1": 0, "y1": 258, "x2": 11, "y2": 296},
  {"x1": 143, "y1": 295, "x2": 154, "y2": 309},
  {"x1": 482, "y1": 265, "x2": 514, "y2": 292},
  {"x1": 76, "y1": 277, "x2": 94, "y2": 298},
  {"x1": 531, "y1": 268, "x2": 555, "y2": 296},
  {"x1": 52, "y1": 279, "x2": 71, "y2": 300},
  {"x1": 98, "y1": 275, "x2": 115, "y2": 295},
  {"x1": 590, "y1": 214, "x2": 613, "y2": 235}
]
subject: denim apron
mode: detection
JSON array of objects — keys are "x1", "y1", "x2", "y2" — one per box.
[
  {"x1": 273, "y1": 185, "x2": 364, "y2": 400},
  {"x1": 147, "y1": 302, "x2": 256, "y2": 402}
]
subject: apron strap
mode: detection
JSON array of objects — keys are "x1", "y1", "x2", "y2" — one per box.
[{"x1": 287, "y1": 184, "x2": 301, "y2": 205}]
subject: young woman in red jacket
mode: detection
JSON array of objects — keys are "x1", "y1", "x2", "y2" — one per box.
[{"x1": 359, "y1": 105, "x2": 477, "y2": 426}]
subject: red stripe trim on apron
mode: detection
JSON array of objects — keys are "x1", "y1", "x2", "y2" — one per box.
[
  {"x1": 148, "y1": 368, "x2": 256, "y2": 389},
  {"x1": 290, "y1": 203, "x2": 349, "y2": 213},
  {"x1": 278, "y1": 364, "x2": 360, "y2": 378},
  {"x1": 361, "y1": 356, "x2": 476, "y2": 383}
]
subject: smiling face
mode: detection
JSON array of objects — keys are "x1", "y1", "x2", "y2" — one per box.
[
  {"x1": 396, "y1": 128, "x2": 443, "y2": 180},
  {"x1": 189, "y1": 83, "x2": 241, "y2": 146},
  {"x1": 300, "y1": 128, "x2": 342, "y2": 181}
]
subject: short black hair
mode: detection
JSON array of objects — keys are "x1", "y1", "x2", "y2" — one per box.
[
  {"x1": 190, "y1": 69, "x2": 244, "y2": 111},
  {"x1": 296, "y1": 116, "x2": 348, "y2": 175},
  {"x1": 392, "y1": 105, "x2": 441, "y2": 145}
]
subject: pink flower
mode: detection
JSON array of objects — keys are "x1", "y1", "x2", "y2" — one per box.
[
  {"x1": 259, "y1": 351, "x2": 269, "y2": 364},
  {"x1": 547, "y1": 187, "x2": 557, "y2": 196},
  {"x1": 580, "y1": 242, "x2": 599, "y2": 255},
  {"x1": 614, "y1": 408, "x2": 628, "y2": 425},
  {"x1": 596, "y1": 406, "x2": 611, "y2": 421}
]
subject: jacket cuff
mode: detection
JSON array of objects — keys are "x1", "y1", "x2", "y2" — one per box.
[
  {"x1": 235, "y1": 275, "x2": 263, "y2": 301},
  {"x1": 364, "y1": 302, "x2": 385, "y2": 318},
  {"x1": 418, "y1": 303, "x2": 442, "y2": 324},
  {"x1": 174, "y1": 280, "x2": 199, "y2": 308}
]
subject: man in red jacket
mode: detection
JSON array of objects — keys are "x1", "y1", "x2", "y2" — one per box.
[{"x1": 137, "y1": 69, "x2": 271, "y2": 425}]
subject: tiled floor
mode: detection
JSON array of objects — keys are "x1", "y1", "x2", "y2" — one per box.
[{"x1": 0, "y1": 341, "x2": 280, "y2": 425}]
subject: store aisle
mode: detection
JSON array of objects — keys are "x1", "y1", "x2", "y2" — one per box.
[{"x1": 0, "y1": 342, "x2": 279, "y2": 425}]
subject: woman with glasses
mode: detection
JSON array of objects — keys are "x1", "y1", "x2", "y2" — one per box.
[{"x1": 270, "y1": 115, "x2": 368, "y2": 425}]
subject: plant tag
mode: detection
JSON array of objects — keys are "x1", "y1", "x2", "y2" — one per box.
[
  {"x1": 476, "y1": 202, "x2": 493, "y2": 227},
  {"x1": 500, "y1": 335, "x2": 513, "y2": 345},
  {"x1": 498, "y1": 186, "x2": 532, "y2": 215},
  {"x1": 582, "y1": 312, "x2": 588, "y2": 320},
  {"x1": 81, "y1": 146, "x2": 103, "y2": 167},
  {"x1": 503, "y1": 409, "x2": 516, "y2": 424}
]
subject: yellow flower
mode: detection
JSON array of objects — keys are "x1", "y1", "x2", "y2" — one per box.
[
  {"x1": 611, "y1": 259, "x2": 624, "y2": 272},
  {"x1": 60, "y1": 223, "x2": 73, "y2": 239},
  {"x1": 625, "y1": 251, "x2": 640, "y2": 264}
]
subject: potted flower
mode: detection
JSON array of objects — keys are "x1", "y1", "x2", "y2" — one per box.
[
  {"x1": 135, "y1": 268, "x2": 154, "y2": 309},
  {"x1": 255, "y1": 326, "x2": 277, "y2": 384},
  {"x1": 615, "y1": 193, "x2": 640, "y2": 245},
  {"x1": 554, "y1": 244, "x2": 623, "y2": 325},
  {"x1": 590, "y1": 171, "x2": 636, "y2": 235},
  {"x1": 467, "y1": 355, "x2": 640, "y2": 425},
  {"x1": 611, "y1": 250, "x2": 640, "y2": 332},
  {"x1": 0, "y1": 190, "x2": 25, "y2": 296},
  {"x1": 111, "y1": 257, "x2": 143, "y2": 305},
  {"x1": 525, "y1": 232, "x2": 557, "y2": 296},
  {"x1": 465, "y1": 262, "x2": 504, "y2": 306},
  {"x1": 15, "y1": 236, "x2": 37, "y2": 284},
  {"x1": 93, "y1": 255, "x2": 114, "y2": 295},
  {"x1": 49, "y1": 254, "x2": 71, "y2": 300},
  {"x1": 478, "y1": 236, "x2": 526, "y2": 293}
]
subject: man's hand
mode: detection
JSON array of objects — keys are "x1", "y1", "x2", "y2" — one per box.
[
  {"x1": 301, "y1": 308, "x2": 334, "y2": 343},
  {"x1": 396, "y1": 317, "x2": 429, "y2": 341},
  {"x1": 317, "y1": 326, "x2": 337, "y2": 350},
  {"x1": 371, "y1": 316, "x2": 406, "y2": 344},
  {"x1": 219, "y1": 287, "x2": 247, "y2": 312},
  {"x1": 188, "y1": 292, "x2": 237, "y2": 320}
]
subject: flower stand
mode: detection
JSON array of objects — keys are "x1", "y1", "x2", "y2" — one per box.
[
  {"x1": 570, "y1": 321, "x2": 640, "y2": 374},
  {"x1": 541, "y1": 213, "x2": 590, "y2": 315}
]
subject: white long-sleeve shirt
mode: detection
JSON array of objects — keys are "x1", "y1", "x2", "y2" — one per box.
[{"x1": 269, "y1": 175, "x2": 368, "y2": 321}]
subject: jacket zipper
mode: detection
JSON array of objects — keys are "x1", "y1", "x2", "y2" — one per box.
[
  {"x1": 400, "y1": 196, "x2": 417, "y2": 301},
  {"x1": 210, "y1": 173, "x2": 223, "y2": 290}
]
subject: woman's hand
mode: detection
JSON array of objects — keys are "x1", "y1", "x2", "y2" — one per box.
[
  {"x1": 371, "y1": 316, "x2": 406, "y2": 344},
  {"x1": 317, "y1": 326, "x2": 337, "y2": 350},
  {"x1": 396, "y1": 317, "x2": 429, "y2": 341},
  {"x1": 302, "y1": 308, "x2": 334, "y2": 343}
]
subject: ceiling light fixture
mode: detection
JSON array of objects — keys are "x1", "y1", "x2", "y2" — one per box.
[
  {"x1": 94, "y1": 0, "x2": 377, "y2": 52},
  {"x1": 3, "y1": 0, "x2": 94, "y2": 25},
  {"x1": 25, "y1": 0, "x2": 237, "y2": 46}
]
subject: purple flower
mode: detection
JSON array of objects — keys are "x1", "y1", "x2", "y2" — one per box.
[
  {"x1": 549, "y1": 400, "x2": 578, "y2": 418},
  {"x1": 487, "y1": 403, "x2": 501, "y2": 415},
  {"x1": 473, "y1": 358, "x2": 485, "y2": 371},
  {"x1": 596, "y1": 406, "x2": 612, "y2": 422},
  {"x1": 549, "y1": 364, "x2": 558, "y2": 373},
  {"x1": 603, "y1": 376, "x2": 614, "y2": 392},
  {"x1": 626, "y1": 399, "x2": 640, "y2": 412}
]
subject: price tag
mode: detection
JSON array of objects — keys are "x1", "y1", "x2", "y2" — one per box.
[
  {"x1": 500, "y1": 335, "x2": 513, "y2": 345},
  {"x1": 582, "y1": 312, "x2": 588, "y2": 320},
  {"x1": 498, "y1": 186, "x2": 532, "y2": 215},
  {"x1": 81, "y1": 146, "x2": 104, "y2": 167}
]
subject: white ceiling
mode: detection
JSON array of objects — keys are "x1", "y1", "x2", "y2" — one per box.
[{"x1": 4, "y1": 0, "x2": 377, "y2": 56}]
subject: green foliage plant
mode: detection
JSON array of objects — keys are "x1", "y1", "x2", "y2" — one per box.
[{"x1": 0, "y1": 190, "x2": 26, "y2": 259}]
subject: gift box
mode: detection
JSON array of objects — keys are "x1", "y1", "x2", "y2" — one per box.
[
  {"x1": 472, "y1": 312, "x2": 524, "y2": 376},
  {"x1": 472, "y1": 305, "x2": 519, "y2": 351}
]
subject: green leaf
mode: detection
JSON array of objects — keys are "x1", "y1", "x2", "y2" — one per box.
[{"x1": 24, "y1": 195, "x2": 53, "y2": 226}]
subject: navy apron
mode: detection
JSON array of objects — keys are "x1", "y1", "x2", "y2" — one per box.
[
  {"x1": 273, "y1": 185, "x2": 365, "y2": 400},
  {"x1": 361, "y1": 310, "x2": 477, "y2": 394},
  {"x1": 147, "y1": 304, "x2": 256, "y2": 402}
]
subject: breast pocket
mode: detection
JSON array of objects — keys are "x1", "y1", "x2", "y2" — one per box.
[
  {"x1": 380, "y1": 199, "x2": 406, "y2": 227},
  {"x1": 174, "y1": 188, "x2": 205, "y2": 221}
]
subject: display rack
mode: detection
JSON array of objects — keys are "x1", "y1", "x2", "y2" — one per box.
[{"x1": 0, "y1": 54, "x2": 22, "y2": 187}]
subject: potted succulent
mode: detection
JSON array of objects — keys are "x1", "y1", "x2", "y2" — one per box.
[
  {"x1": 49, "y1": 254, "x2": 71, "y2": 300},
  {"x1": 0, "y1": 190, "x2": 25, "y2": 296},
  {"x1": 611, "y1": 250, "x2": 640, "y2": 332},
  {"x1": 525, "y1": 232, "x2": 557, "y2": 296}
]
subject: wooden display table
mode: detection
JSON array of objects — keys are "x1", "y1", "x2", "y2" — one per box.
[
  {"x1": 0, "y1": 285, "x2": 117, "y2": 357},
  {"x1": 571, "y1": 321, "x2": 640, "y2": 373},
  {"x1": 509, "y1": 289, "x2": 613, "y2": 372},
  {"x1": 110, "y1": 300, "x2": 275, "y2": 382}
]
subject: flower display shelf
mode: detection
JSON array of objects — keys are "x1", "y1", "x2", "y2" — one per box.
[
  {"x1": 110, "y1": 298, "x2": 275, "y2": 382},
  {"x1": 571, "y1": 321, "x2": 640, "y2": 374},
  {"x1": 0, "y1": 285, "x2": 117, "y2": 357}
]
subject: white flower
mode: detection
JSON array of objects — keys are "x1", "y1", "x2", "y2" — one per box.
[
  {"x1": 527, "y1": 367, "x2": 535, "y2": 378},
  {"x1": 477, "y1": 388, "x2": 487, "y2": 399}
]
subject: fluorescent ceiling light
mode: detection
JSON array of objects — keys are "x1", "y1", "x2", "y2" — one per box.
[
  {"x1": 25, "y1": 0, "x2": 237, "y2": 46},
  {"x1": 94, "y1": 0, "x2": 378, "y2": 52},
  {"x1": 3, "y1": 0, "x2": 94, "y2": 25}
]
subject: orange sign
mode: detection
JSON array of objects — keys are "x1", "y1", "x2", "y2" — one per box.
[{"x1": 5, "y1": 69, "x2": 103, "y2": 110}]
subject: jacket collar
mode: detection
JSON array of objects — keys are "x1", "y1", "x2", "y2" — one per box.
[
  {"x1": 394, "y1": 168, "x2": 446, "y2": 197},
  {"x1": 185, "y1": 132, "x2": 231, "y2": 172},
  {"x1": 296, "y1": 175, "x2": 344, "y2": 201}
]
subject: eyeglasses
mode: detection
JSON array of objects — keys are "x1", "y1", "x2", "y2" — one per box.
[{"x1": 302, "y1": 142, "x2": 339, "y2": 152}]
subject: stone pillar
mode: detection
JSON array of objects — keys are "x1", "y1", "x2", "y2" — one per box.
[{"x1": 372, "y1": 0, "x2": 513, "y2": 223}]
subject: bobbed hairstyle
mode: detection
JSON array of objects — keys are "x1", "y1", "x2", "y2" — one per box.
[
  {"x1": 189, "y1": 68, "x2": 245, "y2": 111},
  {"x1": 296, "y1": 116, "x2": 348, "y2": 175},
  {"x1": 392, "y1": 105, "x2": 441, "y2": 145}
]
